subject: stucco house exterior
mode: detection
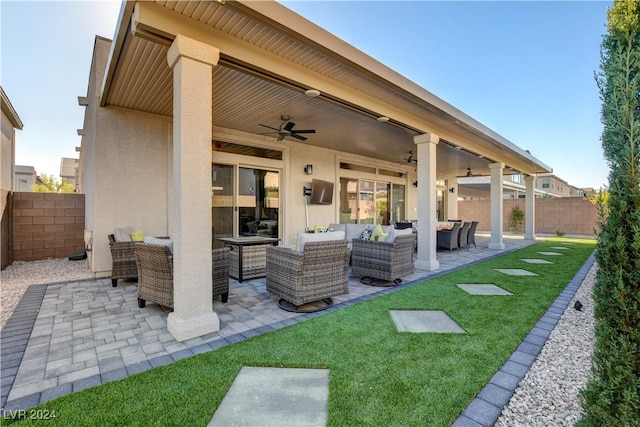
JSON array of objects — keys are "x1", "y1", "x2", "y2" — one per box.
[
  {"x1": 1, "y1": 86, "x2": 24, "y2": 269},
  {"x1": 77, "y1": 0, "x2": 551, "y2": 341}
]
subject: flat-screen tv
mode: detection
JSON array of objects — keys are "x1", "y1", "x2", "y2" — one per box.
[{"x1": 310, "y1": 178, "x2": 334, "y2": 205}]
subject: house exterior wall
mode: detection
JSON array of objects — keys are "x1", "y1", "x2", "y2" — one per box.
[
  {"x1": 82, "y1": 37, "x2": 172, "y2": 277},
  {"x1": 458, "y1": 197, "x2": 599, "y2": 237},
  {"x1": 2, "y1": 97, "x2": 17, "y2": 269}
]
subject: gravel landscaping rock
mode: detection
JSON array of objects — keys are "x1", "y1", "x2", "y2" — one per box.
[
  {"x1": 495, "y1": 263, "x2": 597, "y2": 426},
  {"x1": 0, "y1": 258, "x2": 93, "y2": 329}
]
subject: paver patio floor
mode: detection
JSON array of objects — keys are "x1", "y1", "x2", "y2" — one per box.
[{"x1": 1, "y1": 234, "x2": 533, "y2": 412}]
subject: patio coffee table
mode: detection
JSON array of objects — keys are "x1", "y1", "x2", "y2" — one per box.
[{"x1": 218, "y1": 237, "x2": 279, "y2": 282}]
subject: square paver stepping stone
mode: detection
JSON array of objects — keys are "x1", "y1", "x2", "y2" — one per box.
[
  {"x1": 209, "y1": 367, "x2": 328, "y2": 427},
  {"x1": 495, "y1": 269, "x2": 539, "y2": 276},
  {"x1": 457, "y1": 284, "x2": 513, "y2": 295},
  {"x1": 389, "y1": 310, "x2": 465, "y2": 333},
  {"x1": 537, "y1": 252, "x2": 563, "y2": 256},
  {"x1": 520, "y1": 259, "x2": 554, "y2": 264}
]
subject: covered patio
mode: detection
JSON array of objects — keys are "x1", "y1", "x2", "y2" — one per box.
[{"x1": 78, "y1": 0, "x2": 551, "y2": 341}]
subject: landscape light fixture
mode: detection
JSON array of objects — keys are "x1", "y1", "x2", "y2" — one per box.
[{"x1": 574, "y1": 300, "x2": 583, "y2": 311}]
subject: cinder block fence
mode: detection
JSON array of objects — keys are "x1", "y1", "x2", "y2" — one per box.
[{"x1": 10, "y1": 192, "x2": 85, "y2": 263}]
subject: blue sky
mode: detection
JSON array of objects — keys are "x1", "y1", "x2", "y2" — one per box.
[{"x1": 2, "y1": 1, "x2": 611, "y2": 189}]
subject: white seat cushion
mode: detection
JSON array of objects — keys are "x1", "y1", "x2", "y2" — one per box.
[{"x1": 296, "y1": 230, "x2": 346, "y2": 253}]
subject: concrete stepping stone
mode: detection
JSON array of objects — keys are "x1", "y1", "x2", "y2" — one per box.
[
  {"x1": 457, "y1": 284, "x2": 513, "y2": 295},
  {"x1": 209, "y1": 367, "x2": 328, "y2": 427},
  {"x1": 495, "y1": 269, "x2": 539, "y2": 276},
  {"x1": 389, "y1": 310, "x2": 465, "y2": 333},
  {"x1": 537, "y1": 252, "x2": 563, "y2": 256},
  {"x1": 550, "y1": 246, "x2": 570, "y2": 250},
  {"x1": 520, "y1": 259, "x2": 554, "y2": 264}
]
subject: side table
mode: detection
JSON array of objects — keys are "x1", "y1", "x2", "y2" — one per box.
[{"x1": 217, "y1": 237, "x2": 279, "y2": 282}]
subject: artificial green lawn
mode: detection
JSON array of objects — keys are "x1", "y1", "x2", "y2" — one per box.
[{"x1": 3, "y1": 238, "x2": 595, "y2": 426}]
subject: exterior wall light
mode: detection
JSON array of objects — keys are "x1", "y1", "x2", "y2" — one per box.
[{"x1": 304, "y1": 164, "x2": 313, "y2": 175}]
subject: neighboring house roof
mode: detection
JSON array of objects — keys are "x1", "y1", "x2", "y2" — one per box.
[
  {"x1": 1, "y1": 85, "x2": 23, "y2": 130},
  {"x1": 100, "y1": 0, "x2": 551, "y2": 177}
]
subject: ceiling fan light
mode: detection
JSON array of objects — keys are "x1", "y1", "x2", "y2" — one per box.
[
  {"x1": 376, "y1": 116, "x2": 390, "y2": 123},
  {"x1": 305, "y1": 89, "x2": 321, "y2": 97}
]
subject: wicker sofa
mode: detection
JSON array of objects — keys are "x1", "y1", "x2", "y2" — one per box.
[
  {"x1": 266, "y1": 236, "x2": 349, "y2": 311},
  {"x1": 351, "y1": 233, "x2": 416, "y2": 285},
  {"x1": 134, "y1": 244, "x2": 230, "y2": 309}
]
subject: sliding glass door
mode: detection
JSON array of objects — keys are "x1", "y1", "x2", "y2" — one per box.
[
  {"x1": 338, "y1": 178, "x2": 404, "y2": 225},
  {"x1": 212, "y1": 163, "x2": 280, "y2": 247}
]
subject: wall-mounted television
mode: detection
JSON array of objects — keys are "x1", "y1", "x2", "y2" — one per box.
[{"x1": 310, "y1": 178, "x2": 334, "y2": 205}]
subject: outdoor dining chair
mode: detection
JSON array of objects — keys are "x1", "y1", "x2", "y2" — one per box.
[
  {"x1": 457, "y1": 222, "x2": 471, "y2": 250},
  {"x1": 436, "y1": 221, "x2": 462, "y2": 253},
  {"x1": 468, "y1": 221, "x2": 479, "y2": 248}
]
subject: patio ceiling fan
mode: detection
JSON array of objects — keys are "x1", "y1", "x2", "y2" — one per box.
[
  {"x1": 458, "y1": 168, "x2": 480, "y2": 178},
  {"x1": 259, "y1": 115, "x2": 316, "y2": 141}
]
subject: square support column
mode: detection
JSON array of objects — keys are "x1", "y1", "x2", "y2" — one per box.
[
  {"x1": 166, "y1": 35, "x2": 221, "y2": 342},
  {"x1": 489, "y1": 162, "x2": 505, "y2": 250},
  {"x1": 414, "y1": 133, "x2": 439, "y2": 271},
  {"x1": 524, "y1": 175, "x2": 536, "y2": 240}
]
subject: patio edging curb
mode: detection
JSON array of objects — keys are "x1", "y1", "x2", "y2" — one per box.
[{"x1": 451, "y1": 252, "x2": 596, "y2": 427}]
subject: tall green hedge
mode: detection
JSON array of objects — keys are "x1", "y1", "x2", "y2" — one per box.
[{"x1": 578, "y1": 1, "x2": 640, "y2": 425}]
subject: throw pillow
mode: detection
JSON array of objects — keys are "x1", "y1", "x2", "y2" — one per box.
[
  {"x1": 314, "y1": 225, "x2": 329, "y2": 233},
  {"x1": 369, "y1": 224, "x2": 385, "y2": 241},
  {"x1": 114, "y1": 225, "x2": 134, "y2": 242},
  {"x1": 130, "y1": 230, "x2": 145, "y2": 242},
  {"x1": 359, "y1": 226, "x2": 372, "y2": 240}
]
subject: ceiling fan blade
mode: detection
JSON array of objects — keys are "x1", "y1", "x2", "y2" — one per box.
[
  {"x1": 284, "y1": 121, "x2": 296, "y2": 131},
  {"x1": 291, "y1": 129, "x2": 315, "y2": 134},
  {"x1": 291, "y1": 133, "x2": 308, "y2": 141},
  {"x1": 259, "y1": 124, "x2": 279, "y2": 131}
]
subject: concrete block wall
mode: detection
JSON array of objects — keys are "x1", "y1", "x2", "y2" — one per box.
[
  {"x1": 458, "y1": 197, "x2": 599, "y2": 237},
  {"x1": 12, "y1": 192, "x2": 85, "y2": 261},
  {"x1": 1, "y1": 189, "x2": 12, "y2": 269}
]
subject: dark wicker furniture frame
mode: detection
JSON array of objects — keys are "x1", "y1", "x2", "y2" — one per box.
[
  {"x1": 351, "y1": 233, "x2": 416, "y2": 285},
  {"x1": 266, "y1": 239, "x2": 349, "y2": 309},
  {"x1": 108, "y1": 234, "x2": 138, "y2": 287}
]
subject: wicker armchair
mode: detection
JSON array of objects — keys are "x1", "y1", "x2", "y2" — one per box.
[
  {"x1": 135, "y1": 244, "x2": 173, "y2": 309},
  {"x1": 266, "y1": 239, "x2": 349, "y2": 311},
  {"x1": 134, "y1": 244, "x2": 230, "y2": 309},
  {"x1": 108, "y1": 234, "x2": 138, "y2": 287},
  {"x1": 351, "y1": 233, "x2": 416, "y2": 286},
  {"x1": 468, "y1": 221, "x2": 479, "y2": 248}
]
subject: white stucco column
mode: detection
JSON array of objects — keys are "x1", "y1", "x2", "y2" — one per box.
[
  {"x1": 489, "y1": 162, "x2": 505, "y2": 250},
  {"x1": 166, "y1": 35, "x2": 220, "y2": 342},
  {"x1": 446, "y1": 175, "x2": 458, "y2": 220},
  {"x1": 524, "y1": 175, "x2": 536, "y2": 240},
  {"x1": 414, "y1": 133, "x2": 439, "y2": 271}
]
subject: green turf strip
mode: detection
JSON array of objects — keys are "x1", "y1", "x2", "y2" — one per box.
[{"x1": 2, "y1": 238, "x2": 595, "y2": 427}]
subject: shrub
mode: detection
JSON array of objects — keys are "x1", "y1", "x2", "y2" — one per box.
[
  {"x1": 509, "y1": 205, "x2": 524, "y2": 233},
  {"x1": 578, "y1": 1, "x2": 640, "y2": 425}
]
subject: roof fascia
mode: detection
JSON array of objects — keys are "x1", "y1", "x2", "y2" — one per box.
[
  {"x1": 1, "y1": 86, "x2": 24, "y2": 130},
  {"x1": 100, "y1": 0, "x2": 136, "y2": 107}
]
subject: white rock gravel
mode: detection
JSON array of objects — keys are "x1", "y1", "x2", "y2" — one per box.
[
  {"x1": 0, "y1": 258, "x2": 93, "y2": 329},
  {"x1": 495, "y1": 262, "x2": 597, "y2": 427}
]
